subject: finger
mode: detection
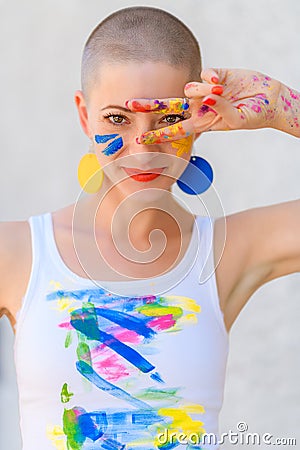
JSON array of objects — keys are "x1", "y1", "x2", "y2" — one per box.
[
  {"x1": 137, "y1": 119, "x2": 195, "y2": 145},
  {"x1": 201, "y1": 68, "x2": 232, "y2": 86},
  {"x1": 201, "y1": 94, "x2": 246, "y2": 129},
  {"x1": 184, "y1": 81, "x2": 223, "y2": 98},
  {"x1": 125, "y1": 98, "x2": 190, "y2": 114},
  {"x1": 200, "y1": 68, "x2": 220, "y2": 85}
]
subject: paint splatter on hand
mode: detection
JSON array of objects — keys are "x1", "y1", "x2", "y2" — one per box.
[
  {"x1": 198, "y1": 68, "x2": 300, "y2": 136},
  {"x1": 127, "y1": 68, "x2": 299, "y2": 142},
  {"x1": 125, "y1": 98, "x2": 190, "y2": 114}
]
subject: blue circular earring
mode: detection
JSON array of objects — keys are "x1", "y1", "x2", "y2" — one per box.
[{"x1": 176, "y1": 156, "x2": 214, "y2": 195}]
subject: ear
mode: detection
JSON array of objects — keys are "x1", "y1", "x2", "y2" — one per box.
[{"x1": 74, "y1": 90, "x2": 91, "y2": 138}]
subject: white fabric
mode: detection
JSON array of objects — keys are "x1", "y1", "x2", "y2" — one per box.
[{"x1": 14, "y1": 213, "x2": 228, "y2": 450}]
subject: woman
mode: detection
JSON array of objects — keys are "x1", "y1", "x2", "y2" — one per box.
[{"x1": 0, "y1": 6, "x2": 299, "y2": 450}]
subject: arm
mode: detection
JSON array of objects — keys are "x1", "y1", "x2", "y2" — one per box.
[
  {"x1": 0, "y1": 221, "x2": 32, "y2": 329},
  {"x1": 215, "y1": 200, "x2": 300, "y2": 331}
]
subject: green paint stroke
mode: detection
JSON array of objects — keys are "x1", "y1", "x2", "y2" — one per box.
[
  {"x1": 65, "y1": 330, "x2": 73, "y2": 348},
  {"x1": 63, "y1": 408, "x2": 85, "y2": 450},
  {"x1": 136, "y1": 387, "x2": 180, "y2": 401},
  {"x1": 61, "y1": 383, "x2": 74, "y2": 404},
  {"x1": 76, "y1": 342, "x2": 92, "y2": 368},
  {"x1": 137, "y1": 304, "x2": 183, "y2": 319}
]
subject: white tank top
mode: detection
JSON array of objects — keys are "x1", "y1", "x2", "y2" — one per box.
[{"x1": 14, "y1": 213, "x2": 228, "y2": 450}]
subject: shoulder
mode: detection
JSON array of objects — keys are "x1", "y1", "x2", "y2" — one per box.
[{"x1": 0, "y1": 220, "x2": 32, "y2": 324}]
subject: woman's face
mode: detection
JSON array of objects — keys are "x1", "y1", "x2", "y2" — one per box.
[{"x1": 75, "y1": 62, "x2": 196, "y2": 201}]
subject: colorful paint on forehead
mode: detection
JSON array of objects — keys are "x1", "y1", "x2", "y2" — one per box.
[
  {"x1": 131, "y1": 98, "x2": 189, "y2": 114},
  {"x1": 171, "y1": 135, "x2": 194, "y2": 157},
  {"x1": 94, "y1": 133, "x2": 124, "y2": 156},
  {"x1": 139, "y1": 122, "x2": 189, "y2": 145}
]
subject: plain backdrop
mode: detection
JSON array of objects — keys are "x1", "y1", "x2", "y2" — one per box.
[{"x1": 0, "y1": 1, "x2": 299, "y2": 449}]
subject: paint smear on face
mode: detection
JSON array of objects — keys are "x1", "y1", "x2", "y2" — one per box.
[
  {"x1": 171, "y1": 134, "x2": 193, "y2": 157},
  {"x1": 94, "y1": 134, "x2": 124, "y2": 156}
]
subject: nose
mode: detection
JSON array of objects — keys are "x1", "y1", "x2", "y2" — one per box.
[{"x1": 127, "y1": 120, "x2": 162, "y2": 163}]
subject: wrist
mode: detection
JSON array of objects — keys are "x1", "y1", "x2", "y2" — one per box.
[{"x1": 274, "y1": 83, "x2": 300, "y2": 138}]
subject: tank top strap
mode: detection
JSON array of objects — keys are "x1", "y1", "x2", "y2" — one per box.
[
  {"x1": 195, "y1": 215, "x2": 226, "y2": 336},
  {"x1": 15, "y1": 213, "x2": 53, "y2": 335}
]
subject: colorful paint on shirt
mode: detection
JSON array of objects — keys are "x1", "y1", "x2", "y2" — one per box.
[{"x1": 46, "y1": 287, "x2": 206, "y2": 449}]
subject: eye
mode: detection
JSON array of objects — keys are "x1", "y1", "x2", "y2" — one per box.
[
  {"x1": 161, "y1": 114, "x2": 185, "y2": 125},
  {"x1": 104, "y1": 113, "x2": 129, "y2": 125}
]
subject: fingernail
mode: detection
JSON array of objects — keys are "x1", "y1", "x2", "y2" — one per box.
[
  {"x1": 203, "y1": 98, "x2": 216, "y2": 106},
  {"x1": 125, "y1": 100, "x2": 130, "y2": 108},
  {"x1": 211, "y1": 76, "x2": 219, "y2": 84},
  {"x1": 136, "y1": 136, "x2": 141, "y2": 144},
  {"x1": 211, "y1": 86, "x2": 223, "y2": 95},
  {"x1": 185, "y1": 82, "x2": 197, "y2": 90}
]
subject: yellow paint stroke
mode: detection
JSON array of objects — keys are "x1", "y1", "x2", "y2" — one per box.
[
  {"x1": 46, "y1": 425, "x2": 67, "y2": 450},
  {"x1": 49, "y1": 280, "x2": 75, "y2": 313},
  {"x1": 137, "y1": 304, "x2": 183, "y2": 318},
  {"x1": 50, "y1": 280, "x2": 62, "y2": 290},
  {"x1": 180, "y1": 313, "x2": 198, "y2": 325},
  {"x1": 171, "y1": 135, "x2": 193, "y2": 157},
  {"x1": 164, "y1": 295, "x2": 201, "y2": 313},
  {"x1": 155, "y1": 405, "x2": 206, "y2": 447}
]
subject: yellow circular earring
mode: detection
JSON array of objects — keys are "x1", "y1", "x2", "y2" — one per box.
[{"x1": 77, "y1": 153, "x2": 104, "y2": 193}]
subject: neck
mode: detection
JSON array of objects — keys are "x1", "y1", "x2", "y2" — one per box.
[{"x1": 76, "y1": 179, "x2": 194, "y2": 251}]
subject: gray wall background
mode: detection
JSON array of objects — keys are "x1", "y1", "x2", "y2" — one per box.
[{"x1": 0, "y1": 1, "x2": 299, "y2": 449}]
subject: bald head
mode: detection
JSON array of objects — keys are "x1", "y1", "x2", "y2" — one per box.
[{"x1": 81, "y1": 6, "x2": 202, "y2": 97}]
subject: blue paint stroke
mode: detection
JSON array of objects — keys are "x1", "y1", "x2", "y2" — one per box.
[
  {"x1": 71, "y1": 307, "x2": 155, "y2": 373},
  {"x1": 94, "y1": 307, "x2": 155, "y2": 339},
  {"x1": 76, "y1": 361, "x2": 150, "y2": 409},
  {"x1": 78, "y1": 411, "x2": 108, "y2": 441},
  {"x1": 94, "y1": 134, "x2": 124, "y2": 156},
  {"x1": 95, "y1": 134, "x2": 118, "y2": 144},
  {"x1": 150, "y1": 372, "x2": 164, "y2": 383},
  {"x1": 102, "y1": 136, "x2": 123, "y2": 156},
  {"x1": 68, "y1": 406, "x2": 172, "y2": 449},
  {"x1": 47, "y1": 288, "x2": 108, "y2": 302},
  {"x1": 100, "y1": 438, "x2": 126, "y2": 450},
  {"x1": 46, "y1": 288, "x2": 157, "y2": 310}
]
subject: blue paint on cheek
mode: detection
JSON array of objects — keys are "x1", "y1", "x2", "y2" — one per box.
[
  {"x1": 94, "y1": 134, "x2": 118, "y2": 144},
  {"x1": 94, "y1": 134, "x2": 124, "y2": 156},
  {"x1": 102, "y1": 136, "x2": 124, "y2": 156}
]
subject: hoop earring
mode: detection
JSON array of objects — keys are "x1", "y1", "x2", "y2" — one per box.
[
  {"x1": 77, "y1": 149, "x2": 104, "y2": 193},
  {"x1": 176, "y1": 155, "x2": 214, "y2": 195}
]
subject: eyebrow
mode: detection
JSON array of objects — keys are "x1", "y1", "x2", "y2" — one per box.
[{"x1": 100, "y1": 105, "x2": 131, "y2": 112}]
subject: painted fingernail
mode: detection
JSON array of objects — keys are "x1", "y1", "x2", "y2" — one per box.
[
  {"x1": 203, "y1": 98, "x2": 216, "y2": 106},
  {"x1": 185, "y1": 82, "x2": 197, "y2": 90},
  {"x1": 211, "y1": 86, "x2": 223, "y2": 95},
  {"x1": 125, "y1": 100, "x2": 130, "y2": 108},
  {"x1": 211, "y1": 76, "x2": 219, "y2": 84}
]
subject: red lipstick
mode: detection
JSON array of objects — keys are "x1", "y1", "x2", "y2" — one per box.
[{"x1": 123, "y1": 167, "x2": 165, "y2": 182}]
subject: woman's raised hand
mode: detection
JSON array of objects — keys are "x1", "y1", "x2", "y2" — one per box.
[{"x1": 126, "y1": 68, "x2": 299, "y2": 143}]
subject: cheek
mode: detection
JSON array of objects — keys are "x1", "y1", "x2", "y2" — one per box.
[{"x1": 94, "y1": 133, "x2": 125, "y2": 158}]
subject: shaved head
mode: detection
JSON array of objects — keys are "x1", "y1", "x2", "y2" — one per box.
[{"x1": 81, "y1": 6, "x2": 202, "y2": 97}]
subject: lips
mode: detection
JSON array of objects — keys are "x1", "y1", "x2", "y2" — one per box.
[{"x1": 123, "y1": 167, "x2": 165, "y2": 182}]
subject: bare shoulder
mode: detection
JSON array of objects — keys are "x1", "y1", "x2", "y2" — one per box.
[
  {"x1": 214, "y1": 200, "x2": 300, "y2": 331},
  {"x1": 0, "y1": 220, "x2": 32, "y2": 326}
]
